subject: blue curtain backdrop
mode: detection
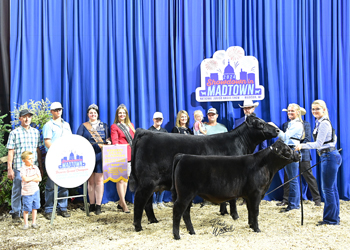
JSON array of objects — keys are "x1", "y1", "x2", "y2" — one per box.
[{"x1": 10, "y1": 0, "x2": 350, "y2": 203}]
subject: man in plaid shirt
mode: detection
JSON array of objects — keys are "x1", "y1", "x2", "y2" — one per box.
[{"x1": 6, "y1": 109, "x2": 43, "y2": 223}]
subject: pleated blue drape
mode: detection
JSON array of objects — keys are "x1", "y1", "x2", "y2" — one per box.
[{"x1": 10, "y1": 0, "x2": 350, "y2": 203}]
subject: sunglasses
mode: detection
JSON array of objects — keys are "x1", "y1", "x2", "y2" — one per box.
[{"x1": 52, "y1": 108, "x2": 62, "y2": 112}]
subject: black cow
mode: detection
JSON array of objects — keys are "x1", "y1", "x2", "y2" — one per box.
[
  {"x1": 130, "y1": 115, "x2": 279, "y2": 232},
  {"x1": 172, "y1": 140, "x2": 300, "y2": 240}
]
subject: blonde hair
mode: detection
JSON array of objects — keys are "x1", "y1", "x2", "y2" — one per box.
[
  {"x1": 312, "y1": 100, "x2": 329, "y2": 119},
  {"x1": 176, "y1": 110, "x2": 190, "y2": 128},
  {"x1": 288, "y1": 103, "x2": 303, "y2": 123},
  {"x1": 113, "y1": 104, "x2": 135, "y2": 133},
  {"x1": 193, "y1": 110, "x2": 204, "y2": 121},
  {"x1": 21, "y1": 151, "x2": 33, "y2": 160}
]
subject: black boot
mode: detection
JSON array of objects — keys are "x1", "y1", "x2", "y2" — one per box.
[
  {"x1": 95, "y1": 205, "x2": 101, "y2": 215},
  {"x1": 89, "y1": 204, "x2": 95, "y2": 212}
]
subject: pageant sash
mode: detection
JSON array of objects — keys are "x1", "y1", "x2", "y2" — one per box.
[
  {"x1": 83, "y1": 122, "x2": 104, "y2": 148},
  {"x1": 116, "y1": 123, "x2": 133, "y2": 146}
]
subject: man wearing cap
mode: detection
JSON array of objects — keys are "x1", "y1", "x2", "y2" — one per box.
[
  {"x1": 277, "y1": 108, "x2": 321, "y2": 207},
  {"x1": 42, "y1": 102, "x2": 72, "y2": 219},
  {"x1": 235, "y1": 100, "x2": 267, "y2": 154},
  {"x1": 204, "y1": 108, "x2": 228, "y2": 135},
  {"x1": 6, "y1": 109, "x2": 43, "y2": 222},
  {"x1": 148, "y1": 112, "x2": 168, "y2": 133},
  {"x1": 148, "y1": 112, "x2": 168, "y2": 209}
]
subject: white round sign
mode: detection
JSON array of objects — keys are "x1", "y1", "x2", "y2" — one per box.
[{"x1": 45, "y1": 134, "x2": 96, "y2": 188}]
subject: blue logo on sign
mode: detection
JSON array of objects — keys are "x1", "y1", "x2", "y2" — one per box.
[{"x1": 59, "y1": 152, "x2": 86, "y2": 169}]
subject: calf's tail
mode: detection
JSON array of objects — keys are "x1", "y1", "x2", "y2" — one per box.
[
  {"x1": 129, "y1": 129, "x2": 144, "y2": 192},
  {"x1": 171, "y1": 153, "x2": 185, "y2": 202}
]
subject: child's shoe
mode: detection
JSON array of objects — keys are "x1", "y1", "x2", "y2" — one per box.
[
  {"x1": 32, "y1": 224, "x2": 39, "y2": 229},
  {"x1": 22, "y1": 224, "x2": 29, "y2": 230}
]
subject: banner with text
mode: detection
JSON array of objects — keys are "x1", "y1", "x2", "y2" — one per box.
[
  {"x1": 196, "y1": 46, "x2": 264, "y2": 102},
  {"x1": 102, "y1": 145, "x2": 128, "y2": 183}
]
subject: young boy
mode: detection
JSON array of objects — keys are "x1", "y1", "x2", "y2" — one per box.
[{"x1": 20, "y1": 151, "x2": 42, "y2": 229}]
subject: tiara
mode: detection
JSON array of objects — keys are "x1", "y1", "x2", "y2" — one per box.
[
  {"x1": 88, "y1": 104, "x2": 99, "y2": 110},
  {"x1": 118, "y1": 104, "x2": 127, "y2": 109}
]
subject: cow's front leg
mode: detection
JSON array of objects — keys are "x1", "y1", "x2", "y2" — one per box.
[
  {"x1": 229, "y1": 199, "x2": 239, "y2": 220},
  {"x1": 183, "y1": 201, "x2": 195, "y2": 235},
  {"x1": 246, "y1": 195, "x2": 261, "y2": 232},
  {"x1": 219, "y1": 202, "x2": 229, "y2": 215}
]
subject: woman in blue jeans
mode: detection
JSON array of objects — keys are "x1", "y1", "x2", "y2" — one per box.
[
  {"x1": 296, "y1": 100, "x2": 342, "y2": 225},
  {"x1": 269, "y1": 103, "x2": 305, "y2": 212}
]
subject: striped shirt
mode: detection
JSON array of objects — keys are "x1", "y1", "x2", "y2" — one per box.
[
  {"x1": 6, "y1": 126, "x2": 43, "y2": 170},
  {"x1": 20, "y1": 164, "x2": 41, "y2": 196}
]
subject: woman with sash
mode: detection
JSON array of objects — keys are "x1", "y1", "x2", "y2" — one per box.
[
  {"x1": 296, "y1": 100, "x2": 342, "y2": 225},
  {"x1": 77, "y1": 104, "x2": 111, "y2": 215},
  {"x1": 111, "y1": 104, "x2": 136, "y2": 213},
  {"x1": 171, "y1": 110, "x2": 193, "y2": 134}
]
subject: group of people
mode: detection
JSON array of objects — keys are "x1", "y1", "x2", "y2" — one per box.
[{"x1": 6, "y1": 99, "x2": 342, "y2": 229}]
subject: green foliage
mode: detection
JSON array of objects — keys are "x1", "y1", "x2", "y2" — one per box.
[
  {"x1": 0, "y1": 164, "x2": 12, "y2": 208},
  {"x1": 0, "y1": 112, "x2": 11, "y2": 158},
  {"x1": 10, "y1": 98, "x2": 52, "y2": 133}
]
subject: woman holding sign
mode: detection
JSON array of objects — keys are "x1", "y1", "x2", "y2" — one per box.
[
  {"x1": 111, "y1": 104, "x2": 136, "y2": 213},
  {"x1": 77, "y1": 104, "x2": 111, "y2": 215}
]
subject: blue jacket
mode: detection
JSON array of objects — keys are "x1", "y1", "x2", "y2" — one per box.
[
  {"x1": 235, "y1": 116, "x2": 267, "y2": 154},
  {"x1": 282, "y1": 120, "x2": 311, "y2": 162}
]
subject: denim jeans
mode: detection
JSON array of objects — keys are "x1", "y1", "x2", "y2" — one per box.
[
  {"x1": 284, "y1": 162, "x2": 300, "y2": 209},
  {"x1": 44, "y1": 175, "x2": 69, "y2": 213},
  {"x1": 153, "y1": 191, "x2": 165, "y2": 204},
  {"x1": 320, "y1": 150, "x2": 342, "y2": 224},
  {"x1": 10, "y1": 170, "x2": 22, "y2": 217}
]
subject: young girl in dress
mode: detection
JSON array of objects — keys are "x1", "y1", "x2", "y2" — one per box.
[{"x1": 193, "y1": 110, "x2": 207, "y2": 135}]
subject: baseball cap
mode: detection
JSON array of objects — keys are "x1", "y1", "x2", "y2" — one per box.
[
  {"x1": 50, "y1": 102, "x2": 63, "y2": 110},
  {"x1": 19, "y1": 109, "x2": 34, "y2": 117},
  {"x1": 153, "y1": 112, "x2": 163, "y2": 119},
  {"x1": 207, "y1": 108, "x2": 218, "y2": 115}
]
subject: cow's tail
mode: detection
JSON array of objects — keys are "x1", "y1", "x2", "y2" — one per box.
[
  {"x1": 129, "y1": 129, "x2": 145, "y2": 192},
  {"x1": 171, "y1": 153, "x2": 185, "y2": 202}
]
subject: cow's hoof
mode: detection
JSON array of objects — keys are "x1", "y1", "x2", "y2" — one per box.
[
  {"x1": 220, "y1": 211, "x2": 229, "y2": 216},
  {"x1": 254, "y1": 228, "x2": 261, "y2": 233},
  {"x1": 231, "y1": 214, "x2": 239, "y2": 220},
  {"x1": 133, "y1": 223, "x2": 143, "y2": 232},
  {"x1": 189, "y1": 231, "x2": 196, "y2": 235},
  {"x1": 148, "y1": 218, "x2": 159, "y2": 224},
  {"x1": 134, "y1": 226, "x2": 143, "y2": 232},
  {"x1": 174, "y1": 235, "x2": 181, "y2": 240}
]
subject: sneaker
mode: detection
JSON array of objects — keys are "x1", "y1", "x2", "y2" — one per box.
[
  {"x1": 31, "y1": 224, "x2": 39, "y2": 229},
  {"x1": 152, "y1": 203, "x2": 158, "y2": 210},
  {"x1": 44, "y1": 212, "x2": 53, "y2": 220},
  {"x1": 315, "y1": 201, "x2": 322, "y2": 206},
  {"x1": 158, "y1": 203, "x2": 166, "y2": 208},
  {"x1": 12, "y1": 214, "x2": 21, "y2": 223},
  {"x1": 58, "y1": 211, "x2": 71, "y2": 218},
  {"x1": 22, "y1": 224, "x2": 29, "y2": 230}
]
